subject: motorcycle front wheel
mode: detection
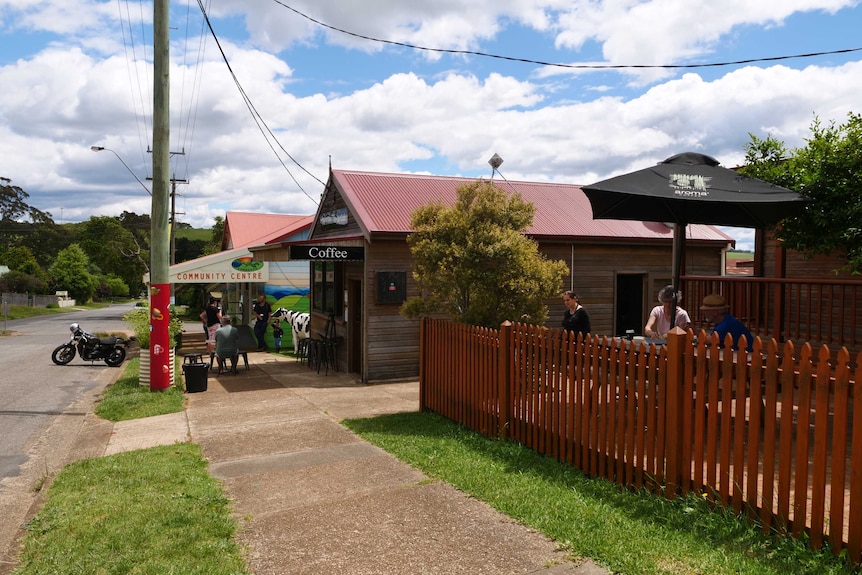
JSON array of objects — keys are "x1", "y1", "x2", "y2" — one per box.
[
  {"x1": 51, "y1": 344, "x2": 76, "y2": 365},
  {"x1": 104, "y1": 346, "x2": 127, "y2": 367}
]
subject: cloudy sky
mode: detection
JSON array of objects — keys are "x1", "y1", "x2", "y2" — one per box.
[{"x1": 1, "y1": 0, "x2": 861, "y2": 251}]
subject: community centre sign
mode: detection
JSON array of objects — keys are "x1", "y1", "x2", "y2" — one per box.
[{"x1": 171, "y1": 255, "x2": 269, "y2": 283}]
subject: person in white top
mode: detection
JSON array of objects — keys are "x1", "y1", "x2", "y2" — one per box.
[{"x1": 643, "y1": 285, "x2": 692, "y2": 339}]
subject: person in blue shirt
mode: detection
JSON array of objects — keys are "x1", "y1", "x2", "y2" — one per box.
[{"x1": 700, "y1": 293, "x2": 754, "y2": 352}]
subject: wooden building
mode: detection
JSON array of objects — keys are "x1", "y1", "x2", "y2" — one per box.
[{"x1": 252, "y1": 170, "x2": 733, "y2": 383}]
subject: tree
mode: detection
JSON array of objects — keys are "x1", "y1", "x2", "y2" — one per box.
[
  {"x1": 741, "y1": 112, "x2": 862, "y2": 273},
  {"x1": 1, "y1": 177, "x2": 53, "y2": 224},
  {"x1": 78, "y1": 216, "x2": 148, "y2": 296},
  {"x1": 174, "y1": 236, "x2": 207, "y2": 263},
  {"x1": 3, "y1": 245, "x2": 42, "y2": 276},
  {"x1": 401, "y1": 180, "x2": 569, "y2": 328},
  {"x1": 203, "y1": 216, "x2": 225, "y2": 255},
  {"x1": 49, "y1": 244, "x2": 97, "y2": 303},
  {"x1": 0, "y1": 270, "x2": 46, "y2": 294},
  {"x1": 1, "y1": 177, "x2": 56, "y2": 255}
]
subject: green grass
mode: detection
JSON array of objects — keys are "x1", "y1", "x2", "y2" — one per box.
[
  {"x1": 12, "y1": 443, "x2": 247, "y2": 575},
  {"x1": 94, "y1": 357, "x2": 185, "y2": 422},
  {"x1": 344, "y1": 411, "x2": 858, "y2": 575}
]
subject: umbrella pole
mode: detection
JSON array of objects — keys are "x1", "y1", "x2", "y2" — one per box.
[{"x1": 671, "y1": 223, "x2": 686, "y2": 328}]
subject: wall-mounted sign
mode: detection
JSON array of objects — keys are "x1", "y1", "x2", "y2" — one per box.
[
  {"x1": 289, "y1": 245, "x2": 365, "y2": 261},
  {"x1": 320, "y1": 207, "x2": 349, "y2": 227},
  {"x1": 376, "y1": 271, "x2": 406, "y2": 304},
  {"x1": 171, "y1": 256, "x2": 269, "y2": 283}
]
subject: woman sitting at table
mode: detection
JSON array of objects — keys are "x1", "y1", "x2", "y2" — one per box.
[
  {"x1": 699, "y1": 293, "x2": 754, "y2": 352},
  {"x1": 644, "y1": 285, "x2": 692, "y2": 339}
]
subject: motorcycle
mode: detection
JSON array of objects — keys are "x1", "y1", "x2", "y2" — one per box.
[{"x1": 51, "y1": 323, "x2": 133, "y2": 367}]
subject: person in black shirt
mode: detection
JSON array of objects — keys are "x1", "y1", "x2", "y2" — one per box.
[
  {"x1": 252, "y1": 294, "x2": 272, "y2": 351},
  {"x1": 561, "y1": 290, "x2": 591, "y2": 340}
]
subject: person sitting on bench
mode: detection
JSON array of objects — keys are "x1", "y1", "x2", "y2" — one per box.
[{"x1": 214, "y1": 315, "x2": 240, "y2": 374}]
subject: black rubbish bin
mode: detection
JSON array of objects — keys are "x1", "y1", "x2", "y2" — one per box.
[{"x1": 182, "y1": 362, "x2": 208, "y2": 393}]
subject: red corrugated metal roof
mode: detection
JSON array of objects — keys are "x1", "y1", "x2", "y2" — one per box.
[
  {"x1": 332, "y1": 170, "x2": 733, "y2": 243},
  {"x1": 223, "y1": 212, "x2": 314, "y2": 249}
]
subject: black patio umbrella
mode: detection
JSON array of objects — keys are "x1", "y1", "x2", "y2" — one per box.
[{"x1": 582, "y1": 152, "x2": 809, "y2": 326}]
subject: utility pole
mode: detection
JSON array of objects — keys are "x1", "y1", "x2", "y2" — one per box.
[
  {"x1": 150, "y1": 0, "x2": 171, "y2": 391},
  {"x1": 148, "y1": 159, "x2": 187, "y2": 267}
]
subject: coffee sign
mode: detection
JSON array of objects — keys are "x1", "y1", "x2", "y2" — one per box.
[{"x1": 289, "y1": 245, "x2": 365, "y2": 261}]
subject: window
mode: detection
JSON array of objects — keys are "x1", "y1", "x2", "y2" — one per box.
[{"x1": 312, "y1": 261, "x2": 340, "y2": 314}]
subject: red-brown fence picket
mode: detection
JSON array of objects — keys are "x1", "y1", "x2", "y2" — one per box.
[{"x1": 419, "y1": 317, "x2": 862, "y2": 564}]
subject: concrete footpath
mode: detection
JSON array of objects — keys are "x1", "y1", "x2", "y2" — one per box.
[{"x1": 1, "y1": 350, "x2": 609, "y2": 575}]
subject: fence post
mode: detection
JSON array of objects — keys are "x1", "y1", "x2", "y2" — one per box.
[
  {"x1": 419, "y1": 317, "x2": 427, "y2": 412},
  {"x1": 665, "y1": 326, "x2": 686, "y2": 498},
  {"x1": 498, "y1": 321, "x2": 513, "y2": 439}
]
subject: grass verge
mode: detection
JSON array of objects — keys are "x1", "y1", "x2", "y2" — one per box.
[
  {"x1": 94, "y1": 357, "x2": 185, "y2": 422},
  {"x1": 12, "y1": 443, "x2": 247, "y2": 575},
  {"x1": 344, "y1": 411, "x2": 857, "y2": 575}
]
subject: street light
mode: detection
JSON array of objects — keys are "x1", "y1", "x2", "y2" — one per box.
[
  {"x1": 90, "y1": 146, "x2": 151, "y2": 196},
  {"x1": 488, "y1": 153, "x2": 503, "y2": 179}
]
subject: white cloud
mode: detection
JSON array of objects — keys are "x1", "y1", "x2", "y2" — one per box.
[{"x1": 0, "y1": 0, "x2": 859, "y2": 235}]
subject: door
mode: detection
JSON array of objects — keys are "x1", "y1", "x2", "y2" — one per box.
[
  {"x1": 615, "y1": 273, "x2": 645, "y2": 336},
  {"x1": 348, "y1": 279, "x2": 363, "y2": 374}
]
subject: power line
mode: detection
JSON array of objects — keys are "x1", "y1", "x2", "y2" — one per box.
[
  {"x1": 196, "y1": 0, "x2": 325, "y2": 204},
  {"x1": 271, "y1": 0, "x2": 862, "y2": 71}
]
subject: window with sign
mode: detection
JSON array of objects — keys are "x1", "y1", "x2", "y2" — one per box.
[{"x1": 312, "y1": 261, "x2": 341, "y2": 314}]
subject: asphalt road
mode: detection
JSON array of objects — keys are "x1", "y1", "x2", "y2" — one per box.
[{"x1": 0, "y1": 303, "x2": 135, "y2": 483}]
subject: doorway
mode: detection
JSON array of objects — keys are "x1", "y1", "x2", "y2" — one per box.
[
  {"x1": 347, "y1": 279, "x2": 363, "y2": 374},
  {"x1": 615, "y1": 274, "x2": 645, "y2": 336}
]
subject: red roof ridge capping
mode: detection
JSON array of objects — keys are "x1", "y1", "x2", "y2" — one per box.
[{"x1": 330, "y1": 169, "x2": 733, "y2": 243}]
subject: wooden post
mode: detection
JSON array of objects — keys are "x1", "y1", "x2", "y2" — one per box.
[
  {"x1": 498, "y1": 321, "x2": 513, "y2": 439},
  {"x1": 419, "y1": 317, "x2": 427, "y2": 412},
  {"x1": 664, "y1": 326, "x2": 687, "y2": 498}
]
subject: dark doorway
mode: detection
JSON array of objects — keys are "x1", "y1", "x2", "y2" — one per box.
[{"x1": 616, "y1": 274, "x2": 645, "y2": 336}]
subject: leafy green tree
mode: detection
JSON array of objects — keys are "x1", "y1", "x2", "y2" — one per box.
[
  {"x1": 401, "y1": 180, "x2": 569, "y2": 328},
  {"x1": 174, "y1": 236, "x2": 207, "y2": 263},
  {"x1": 4, "y1": 245, "x2": 43, "y2": 276},
  {"x1": 78, "y1": 216, "x2": 148, "y2": 296},
  {"x1": 0, "y1": 177, "x2": 56, "y2": 256},
  {"x1": 95, "y1": 274, "x2": 130, "y2": 300},
  {"x1": 741, "y1": 112, "x2": 862, "y2": 273},
  {"x1": 23, "y1": 222, "x2": 76, "y2": 268},
  {"x1": 1, "y1": 177, "x2": 53, "y2": 224},
  {"x1": 49, "y1": 244, "x2": 96, "y2": 303},
  {"x1": 202, "y1": 216, "x2": 225, "y2": 255},
  {"x1": 0, "y1": 270, "x2": 46, "y2": 294}
]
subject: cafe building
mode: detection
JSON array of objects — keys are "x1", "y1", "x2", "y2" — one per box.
[{"x1": 251, "y1": 169, "x2": 733, "y2": 383}]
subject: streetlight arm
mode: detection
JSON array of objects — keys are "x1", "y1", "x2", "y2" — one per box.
[{"x1": 90, "y1": 146, "x2": 151, "y2": 196}]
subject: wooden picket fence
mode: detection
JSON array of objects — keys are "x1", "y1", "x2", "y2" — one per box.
[{"x1": 419, "y1": 317, "x2": 862, "y2": 562}]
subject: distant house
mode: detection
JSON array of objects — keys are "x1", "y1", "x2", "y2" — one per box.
[{"x1": 252, "y1": 170, "x2": 733, "y2": 383}]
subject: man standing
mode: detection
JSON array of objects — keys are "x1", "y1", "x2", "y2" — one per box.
[{"x1": 252, "y1": 294, "x2": 272, "y2": 351}]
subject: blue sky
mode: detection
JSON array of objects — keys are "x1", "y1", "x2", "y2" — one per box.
[{"x1": 1, "y1": 0, "x2": 861, "y2": 252}]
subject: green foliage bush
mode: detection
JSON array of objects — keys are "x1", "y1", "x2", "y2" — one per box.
[{"x1": 123, "y1": 306, "x2": 183, "y2": 349}]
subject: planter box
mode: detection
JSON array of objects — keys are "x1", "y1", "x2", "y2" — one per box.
[{"x1": 139, "y1": 348, "x2": 176, "y2": 387}]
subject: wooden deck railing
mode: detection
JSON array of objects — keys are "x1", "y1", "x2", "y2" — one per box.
[
  {"x1": 419, "y1": 317, "x2": 862, "y2": 563},
  {"x1": 683, "y1": 276, "x2": 862, "y2": 354}
]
